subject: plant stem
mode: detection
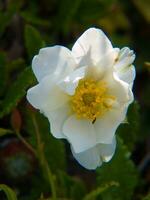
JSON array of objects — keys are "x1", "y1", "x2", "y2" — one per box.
[
  {"x1": 32, "y1": 114, "x2": 57, "y2": 200},
  {"x1": 16, "y1": 131, "x2": 36, "y2": 155}
]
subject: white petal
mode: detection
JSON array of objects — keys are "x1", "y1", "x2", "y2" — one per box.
[
  {"x1": 59, "y1": 50, "x2": 119, "y2": 96},
  {"x1": 59, "y1": 66, "x2": 86, "y2": 95},
  {"x1": 114, "y1": 47, "x2": 136, "y2": 87},
  {"x1": 93, "y1": 71, "x2": 133, "y2": 144},
  {"x1": 32, "y1": 46, "x2": 76, "y2": 82},
  {"x1": 118, "y1": 47, "x2": 135, "y2": 63},
  {"x1": 63, "y1": 115, "x2": 96, "y2": 153},
  {"x1": 94, "y1": 107, "x2": 127, "y2": 144},
  {"x1": 71, "y1": 145, "x2": 102, "y2": 170},
  {"x1": 71, "y1": 137, "x2": 116, "y2": 170},
  {"x1": 72, "y1": 28, "x2": 113, "y2": 66},
  {"x1": 27, "y1": 84, "x2": 44, "y2": 109},
  {"x1": 106, "y1": 72, "x2": 133, "y2": 106},
  {"x1": 27, "y1": 74, "x2": 69, "y2": 112},
  {"x1": 85, "y1": 49, "x2": 119, "y2": 80},
  {"x1": 45, "y1": 104, "x2": 69, "y2": 139},
  {"x1": 98, "y1": 136, "x2": 116, "y2": 162},
  {"x1": 115, "y1": 65, "x2": 136, "y2": 88}
]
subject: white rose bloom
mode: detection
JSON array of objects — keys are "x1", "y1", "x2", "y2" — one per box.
[{"x1": 27, "y1": 28, "x2": 136, "y2": 170}]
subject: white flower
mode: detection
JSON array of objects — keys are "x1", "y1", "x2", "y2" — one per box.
[{"x1": 27, "y1": 28, "x2": 136, "y2": 170}]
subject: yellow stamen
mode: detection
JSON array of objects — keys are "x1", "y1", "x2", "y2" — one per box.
[{"x1": 71, "y1": 78, "x2": 116, "y2": 122}]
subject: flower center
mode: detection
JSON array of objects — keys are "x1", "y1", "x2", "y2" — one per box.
[{"x1": 71, "y1": 78, "x2": 116, "y2": 122}]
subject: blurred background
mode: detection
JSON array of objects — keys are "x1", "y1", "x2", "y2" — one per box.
[{"x1": 0, "y1": 0, "x2": 150, "y2": 199}]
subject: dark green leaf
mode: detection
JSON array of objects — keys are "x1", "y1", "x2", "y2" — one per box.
[
  {"x1": 117, "y1": 101, "x2": 140, "y2": 150},
  {"x1": 6, "y1": 58, "x2": 26, "y2": 74},
  {"x1": 83, "y1": 182, "x2": 119, "y2": 200},
  {"x1": 24, "y1": 25, "x2": 45, "y2": 60},
  {"x1": 133, "y1": 0, "x2": 150, "y2": 22},
  {"x1": 58, "y1": 171, "x2": 86, "y2": 199},
  {"x1": 57, "y1": 0, "x2": 82, "y2": 34},
  {"x1": 0, "y1": 13, "x2": 12, "y2": 37},
  {"x1": 0, "y1": 52, "x2": 7, "y2": 96},
  {"x1": 0, "y1": 0, "x2": 23, "y2": 37},
  {"x1": 77, "y1": 0, "x2": 117, "y2": 24},
  {"x1": 0, "y1": 67, "x2": 36, "y2": 118},
  {"x1": 96, "y1": 138, "x2": 139, "y2": 200},
  {"x1": 21, "y1": 11, "x2": 49, "y2": 27}
]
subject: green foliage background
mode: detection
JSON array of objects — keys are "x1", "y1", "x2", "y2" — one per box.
[{"x1": 0, "y1": 0, "x2": 150, "y2": 199}]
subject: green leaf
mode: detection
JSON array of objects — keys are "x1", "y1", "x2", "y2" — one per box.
[
  {"x1": 0, "y1": 0, "x2": 23, "y2": 37},
  {"x1": 83, "y1": 182, "x2": 119, "y2": 200},
  {"x1": 20, "y1": 11, "x2": 49, "y2": 27},
  {"x1": 24, "y1": 25, "x2": 45, "y2": 60},
  {"x1": 0, "y1": 12, "x2": 13, "y2": 37},
  {"x1": 6, "y1": 58, "x2": 26, "y2": 74},
  {"x1": 143, "y1": 193, "x2": 150, "y2": 200},
  {"x1": 96, "y1": 138, "x2": 139, "y2": 200},
  {"x1": 0, "y1": 52, "x2": 7, "y2": 96},
  {"x1": 0, "y1": 128, "x2": 13, "y2": 136},
  {"x1": 0, "y1": 67, "x2": 36, "y2": 118},
  {"x1": 57, "y1": 0, "x2": 82, "y2": 34},
  {"x1": 0, "y1": 184, "x2": 17, "y2": 200},
  {"x1": 70, "y1": 178, "x2": 86, "y2": 200},
  {"x1": 58, "y1": 171, "x2": 86, "y2": 199},
  {"x1": 77, "y1": 0, "x2": 117, "y2": 24},
  {"x1": 117, "y1": 101, "x2": 140, "y2": 150},
  {"x1": 133, "y1": 0, "x2": 150, "y2": 23},
  {"x1": 7, "y1": 0, "x2": 23, "y2": 13}
]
